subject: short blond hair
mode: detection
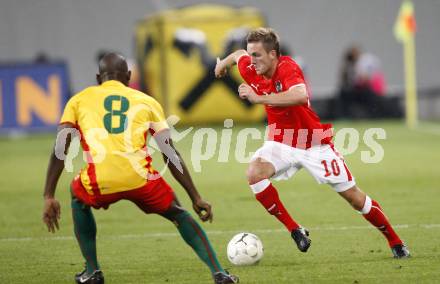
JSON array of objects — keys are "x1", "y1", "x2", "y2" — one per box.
[{"x1": 247, "y1": 27, "x2": 280, "y2": 57}]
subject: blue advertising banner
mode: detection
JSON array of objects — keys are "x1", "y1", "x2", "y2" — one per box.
[{"x1": 0, "y1": 63, "x2": 70, "y2": 133}]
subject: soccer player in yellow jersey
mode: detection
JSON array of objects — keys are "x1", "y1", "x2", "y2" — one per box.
[{"x1": 42, "y1": 53, "x2": 238, "y2": 284}]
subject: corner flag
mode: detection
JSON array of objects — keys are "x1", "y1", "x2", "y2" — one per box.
[
  {"x1": 394, "y1": 0, "x2": 417, "y2": 128},
  {"x1": 394, "y1": 0, "x2": 416, "y2": 42}
]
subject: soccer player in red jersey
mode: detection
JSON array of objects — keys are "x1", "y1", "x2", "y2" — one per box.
[
  {"x1": 42, "y1": 53, "x2": 238, "y2": 284},
  {"x1": 215, "y1": 27, "x2": 409, "y2": 258}
]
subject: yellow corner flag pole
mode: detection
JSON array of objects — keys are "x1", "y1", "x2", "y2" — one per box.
[
  {"x1": 405, "y1": 32, "x2": 417, "y2": 129},
  {"x1": 394, "y1": 0, "x2": 417, "y2": 128}
]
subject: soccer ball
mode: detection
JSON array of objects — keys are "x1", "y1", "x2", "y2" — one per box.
[{"x1": 227, "y1": 232, "x2": 264, "y2": 266}]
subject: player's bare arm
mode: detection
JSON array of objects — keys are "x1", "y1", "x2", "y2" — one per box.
[
  {"x1": 154, "y1": 129, "x2": 213, "y2": 223},
  {"x1": 238, "y1": 83, "x2": 308, "y2": 106},
  {"x1": 215, "y1": 49, "x2": 248, "y2": 78},
  {"x1": 42, "y1": 123, "x2": 75, "y2": 233}
]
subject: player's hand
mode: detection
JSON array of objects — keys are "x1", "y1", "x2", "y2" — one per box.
[
  {"x1": 43, "y1": 197, "x2": 61, "y2": 233},
  {"x1": 214, "y1": 57, "x2": 228, "y2": 78},
  {"x1": 193, "y1": 198, "x2": 213, "y2": 223},
  {"x1": 239, "y1": 83, "x2": 260, "y2": 104}
]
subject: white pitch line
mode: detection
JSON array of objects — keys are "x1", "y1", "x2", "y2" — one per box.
[
  {"x1": 1, "y1": 223, "x2": 439, "y2": 243},
  {"x1": 414, "y1": 129, "x2": 440, "y2": 137},
  {"x1": 412, "y1": 123, "x2": 440, "y2": 136},
  {"x1": 421, "y1": 224, "x2": 440, "y2": 228}
]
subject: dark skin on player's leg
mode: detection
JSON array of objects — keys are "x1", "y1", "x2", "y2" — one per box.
[
  {"x1": 160, "y1": 200, "x2": 186, "y2": 221},
  {"x1": 41, "y1": 52, "x2": 238, "y2": 282}
]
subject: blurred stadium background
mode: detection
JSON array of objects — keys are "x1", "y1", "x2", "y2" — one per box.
[
  {"x1": 0, "y1": 0, "x2": 439, "y2": 283},
  {"x1": 1, "y1": 0, "x2": 440, "y2": 130}
]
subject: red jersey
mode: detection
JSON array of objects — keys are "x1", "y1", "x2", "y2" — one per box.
[{"x1": 237, "y1": 55, "x2": 332, "y2": 149}]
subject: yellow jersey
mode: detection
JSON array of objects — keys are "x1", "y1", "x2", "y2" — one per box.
[{"x1": 60, "y1": 80, "x2": 168, "y2": 195}]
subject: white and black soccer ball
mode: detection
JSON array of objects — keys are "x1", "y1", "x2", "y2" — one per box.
[{"x1": 227, "y1": 232, "x2": 264, "y2": 266}]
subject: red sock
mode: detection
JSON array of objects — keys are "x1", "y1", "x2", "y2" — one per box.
[
  {"x1": 363, "y1": 199, "x2": 402, "y2": 247},
  {"x1": 253, "y1": 181, "x2": 300, "y2": 232}
]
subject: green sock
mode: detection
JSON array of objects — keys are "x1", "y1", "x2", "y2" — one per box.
[
  {"x1": 174, "y1": 211, "x2": 225, "y2": 274},
  {"x1": 71, "y1": 197, "x2": 100, "y2": 274}
]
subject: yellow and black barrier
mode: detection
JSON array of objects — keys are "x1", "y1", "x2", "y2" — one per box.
[{"x1": 136, "y1": 4, "x2": 266, "y2": 124}]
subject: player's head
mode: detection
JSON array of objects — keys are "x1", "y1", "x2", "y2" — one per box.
[
  {"x1": 246, "y1": 27, "x2": 280, "y2": 77},
  {"x1": 97, "y1": 52, "x2": 131, "y2": 86}
]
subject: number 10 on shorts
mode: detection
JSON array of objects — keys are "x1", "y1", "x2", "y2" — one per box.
[{"x1": 321, "y1": 159, "x2": 341, "y2": 177}]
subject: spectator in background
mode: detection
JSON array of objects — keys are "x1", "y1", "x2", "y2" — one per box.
[
  {"x1": 338, "y1": 45, "x2": 386, "y2": 118},
  {"x1": 356, "y1": 50, "x2": 386, "y2": 97},
  {"x1": 34, "y1": 52, "x2": 51, "y2": 64}
]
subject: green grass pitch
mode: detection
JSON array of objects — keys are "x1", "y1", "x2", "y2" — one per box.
[{"x1": 0, "y1": 120, "x2": 439, "y2": 283}]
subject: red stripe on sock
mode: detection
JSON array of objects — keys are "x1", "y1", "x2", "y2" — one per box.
[
  {"x1": 186, "y1": 215, "x2": 220, "y2": 272},
  {"x1": 363, "y1": 200, "x2": 403, "y2": 247},
  {"x1": 254, "y1": 183, "x2": 300, "y2": 232}
]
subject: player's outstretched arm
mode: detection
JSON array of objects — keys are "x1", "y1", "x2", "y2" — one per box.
[
  {"x1": 260, "y1": 84, "x2": 308, "y2": 106},
  {"x1": 154, "y1": 130, "x2": 213, "y2": 223},
  {"x1": 239, "y1": 83, "x2": 308, "y2": 107},
  {"x1": 42, "y1": 124, "x2": 74, "y2": 233},
  {"x1": 215, "y1": 49, "x2": 248, "y2": 78}
]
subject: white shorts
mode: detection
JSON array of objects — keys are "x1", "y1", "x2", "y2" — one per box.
[{"x1": 251, "y1": 141, "x2": 356, "y2": 192}]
